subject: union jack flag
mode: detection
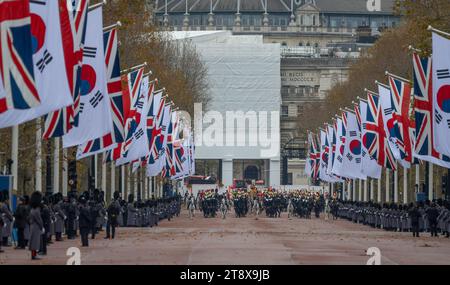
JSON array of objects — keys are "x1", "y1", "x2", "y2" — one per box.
[
  {"x1": 162, "y1": 115, "x2": 176, "y2": 178},
  {"x1": 148, "y1": 93, "x2": 165, "y2": 164},
  {"x1": 77, "y1": 28, "x2": 124, "y2": 158},
  {"x1": 412, "y1": 53, "x2": 450, "y2": 167},
  {"x1": 388, "y1": 76, "x2": 414, "y2": 164},
  {"x1": 0, "y1": 0, "x2": 39, "y2": 113},
  {"x1": 327, "y1": 122, "x2": 337, "y2": 173},
  {"x1": 174, "y1": 139, "x2": 186, "y2": 175},
  {"x1": 105, "y1": 68, "x2": 145, "y2": 162},
  {"x1": 43, "y1": 0, "x2": 89, "y2": 138},
  {"x1": 364, "y1": 92, "x2": 397, "y2": 170},
  {"x1": 305, "y1": 132, "x2": 320, "y2": 179}
]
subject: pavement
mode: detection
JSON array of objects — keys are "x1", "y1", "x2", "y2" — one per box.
[{"x1": 1, "y1": 209, "x2": 450, "y2": 265}]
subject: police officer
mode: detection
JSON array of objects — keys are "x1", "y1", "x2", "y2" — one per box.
[
  {"x1": 105, "y1": 191, "x2": 121, "y2": 239},
  {"x1": 409, "y1": 203, "x2": 421, "y2": 238},
  {"x1": 78, "y1": 196, "x2": 91, "y2": 247},
  {"x1": 426, "y1": 203, "x2": 440, "y2": 237}
]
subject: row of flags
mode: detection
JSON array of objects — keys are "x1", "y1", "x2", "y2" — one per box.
[
  {"x1": 0, "y1": 0, "x2": 195, "y2": 180},
  {"x1": 306, "y1": 29, "x2": 450, "y2": 183}
]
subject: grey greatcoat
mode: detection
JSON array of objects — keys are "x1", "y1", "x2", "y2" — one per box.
[
  {"x1": 29, "y1": 208, "x2": 43, "y2": 251},
  {"x1": 1, "y1": 203, "x2": 13, "y2": 238},
  {"x1": 53, "y1": 201, "x2": 66, "y2": 234}
]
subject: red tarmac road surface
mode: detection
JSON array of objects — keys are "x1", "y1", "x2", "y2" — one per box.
[{"x1": 1, "y1": 209, "x2": 450, "y2": 265}]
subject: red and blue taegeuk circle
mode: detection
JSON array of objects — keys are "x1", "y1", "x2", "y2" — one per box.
[
  {"x1": 350, "y1": 139, "x2": 361, "y2": 156},
  {"x1": 80, "y1": 65, "x2": 97, "y2": 96},
  {"x1": 322, "y1": 152, "x2": 328, "y2": 162},
  {"x1": 437, "y1": 85, "x2": 450, "y2": 113},
  {"x1": 30, "y1": 14, "x2": 46, "y2": 54}
]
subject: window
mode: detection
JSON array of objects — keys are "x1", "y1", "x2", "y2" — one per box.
[
  {"x1": 298, "y1": 86, "x2": 305, "y2": 96},
  {"x1": 306, "y1": 42, "x2": 310, "y2": 46},
  {"x1": 287, "y1": 173, "x2": 293, "y2": 185},
  {"x1": 281, "y1": 42, "x2": 287, "y2": 46},
  {"x1": 299, "y1": 42, "x2": 303, "y2": 46},
  {"x1": 297, "y1": 105, "x2": 304, "y2": 114},
  {"x1": 282, "y1": 106, "x2": 289, "y2": 117}
]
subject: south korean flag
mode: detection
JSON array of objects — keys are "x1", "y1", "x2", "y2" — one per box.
[
  {"x1": 0, "y1": 0, "x2": 73, "y2": 127},
  {"x1": 432, "y1": 32, "x2": 450, "y2": 158},
  {"x1": 63, "y1": 6, "x2": 113, "y2": 148},
  {"x1": 343, "y1": 111, "x2": 366, "y2": 179}
]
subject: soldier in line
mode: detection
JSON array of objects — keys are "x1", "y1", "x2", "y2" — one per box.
[{"x1": 336, "y1": 199, "x2": 450, "y2": 238}]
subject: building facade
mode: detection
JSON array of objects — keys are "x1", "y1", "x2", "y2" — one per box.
[{"x1": 154, "y1": 0, "x2": 400, "y2": 186}]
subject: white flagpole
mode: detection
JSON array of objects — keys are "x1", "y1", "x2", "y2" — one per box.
[
  {"x1": 386, "y1": 169, "x2": 390, "y2": 203},
  {"x1": 352, "y1": 179, "x2": 356, "y2": 201},
  {"x1": 53, "y1": 138, "x2": 60, "y2": 193},
  {"x1": 144, "y1": 175, "x2": 148, "y2": 200},
  {"x1": 127, "y1": 166, "x2": 131, "y2": 199},
  {"x1": 35, "y1": 119, "x2": 42, "y2": 192},
  {"x1": 364, "y1": 179, "x2": 368, "y2": 202},
  {"x1": 62, "y1": 149, "x2": 68, "y2": 196},
  {"x1": 416, "y1": 164, "x2": 420, "y2": 190},
  {"x1": 429, "y1": 163, "x2": 434, "y2": 201},
  {"x1": 121, "y1": 165, "x2": 125, "y2": 198},
  {"x1": 11, "y1": 126, "x2": 19, "y2": 191},
  {"x1": 377, "y1": 178, "x2": 381, "y2": 203},
  {"x1": 348, "y1": 180, "x2": 352, "y2": 201},
  {"x1": 394, "y1": 170, "x2": 398, "y2": 203},
  {"x1": 403, "y1": 166, "x2": 408, "y2": 204},
  {"x1": 370, "y1": 178, "x2": 375, "y2": 201},
  {"x1": 358, "y1": 179, "x2": 362, "y2": 201},
  {"x1": 94, "y1": 154, "x2": 98, "y2": 189},
  {"x1": 101, "y1": 160, "x2": 106, "y2": 193},
  {"x1": 133, "y1": 170, "x2": 137, "y2": 200},
  {"x1": 342, "y1": 181, "x2": 346, "y2": 200},
  {"x1": 111, "y1": 161, "x2": 115, "y2": 196}
]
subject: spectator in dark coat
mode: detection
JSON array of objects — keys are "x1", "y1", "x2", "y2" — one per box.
[{"x1": 14, "y1": 196, "x2": 30, "y2": 249}]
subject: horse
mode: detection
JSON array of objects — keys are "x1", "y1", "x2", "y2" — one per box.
[
  {"x1": 287, "y1": 199, "x2": 294, "y2": 219},
  {"x1": 188, "y1": 197, "x2": 195, "y2": 219},
  {"x1": 252, "y1": 199, "x2": 261, "y2": 220},
  {"x1": 220, "y1": 198, "x2": 228, "y2": 219},
  {"x1": 324, "y1": 199, "x2": 331, "y2": 220}
]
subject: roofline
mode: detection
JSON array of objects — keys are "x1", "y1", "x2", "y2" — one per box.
[{"x1": 154, "y1": 11, "x2": 397, "y2": 16}]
